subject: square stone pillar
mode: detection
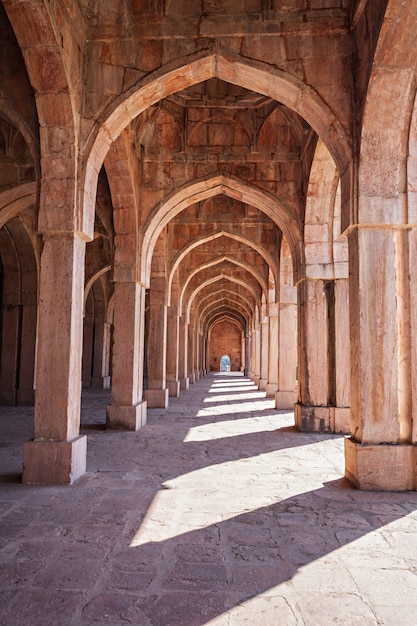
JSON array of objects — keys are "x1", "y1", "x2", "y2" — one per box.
[
  {"x1": 275, "y1": 301, "x2": 297, "y2": 410},
  {"x1": 166, "y1": 305, "x2": 180, "y2": 397},
  {"x1": 295, "y1": 278, "x2": 330, "y2": 431},
  {"x1": 23, "y1": 233, "x2": 87, "y2": 484},
  {"x1": 144, "y1": 286, "x2": 169, "y2": 407},
  {"x1": 259, "y1": 312, "x2": 269, "y2": 391},
  {"x1": 178, "y1": 317, "x2": 189, "y2": 390},
  {"x1": 106, "y1": 281, "x2": 147, "y2": 430},
  {"x1": 346, "y1": 226, "x2": 416, "y2": 490},
  {"x1": 266, "y1": 306, "x2": 279, "y2": 398}
]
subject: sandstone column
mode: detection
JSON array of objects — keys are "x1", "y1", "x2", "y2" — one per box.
[
  {"x1": 333, "y1": 278, "x2": 350, "y2": 432},
  {"x1": 145, "y1": 280, "x2": 169, "y2": 408},
  {"x1": 166, "y1": 305, "x2": 180, "y2": 397},
  {"x1": 259, "y1": 306, "x2": 269, "y2": 391},
  {"x1": 275, "y1": 301, "x2": 297, "y2": 410},
  {"x1": 345, "y1": 226, "x2": 416, "y2": 490},
  {"x1": 23, "y1": 233, "x2": 87, "y2": 484},
  {"x1": 188, "y1": 323, "x2": 195, "y2": 384},
  {"x1": 266, "y1": 305, "x2": 279, "y2": 398},
  {"x1": 106, "y1": 281, "x2": 147, "y2": 428},
  {"x1": 295, "y1": 278, "x2": 330, "y2": 431},
  {"x1": 253, "y1": 320, "x2": 261, "y2": 387},
  {"x1": 178, "y1": 316, "x2": 189, "y2": 390}
]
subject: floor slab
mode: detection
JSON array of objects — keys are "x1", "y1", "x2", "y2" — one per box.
[{"x1": 1, "y1": 374, "x2": 417, "y2": 625}]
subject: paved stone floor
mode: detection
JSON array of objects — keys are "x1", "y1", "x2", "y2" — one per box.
[{"x1": 1, "y1": 373, "x2": 417, "y2": 625}]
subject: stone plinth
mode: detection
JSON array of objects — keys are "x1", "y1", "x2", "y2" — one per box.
[
  {"x1": 275, "y1": 390, "x2": 296, "y2": 410},
  {"x1": 180, "y1": 377, "x2": 189, "y2": 390},
  {"x1": 266, "y1": 383, "x2": 278, "y2": 398},
  {"x1": 22, "y1": 436, "x2": 87, "y2": 485},
  {"x1": 259, "y1": 378, "x2": 268, "y2": 391},
  {"x1": 295, "y1": 403, "x2": 331, "y2": 432},
  {"x1": 345, "y1": 437, "x2": 417, "y2": 491},
  {"x1": 295, "y1": 404, "x2": 350, "y2": 434},
  {"x1": 106, "y1": 401, "x2": 147, "y2": 430},
  {"x1": 167, "y1": 380, "x2": 180, "y2": 397},
  {"x1": 145, "y1": 388, "x2": 169, "y2": 408}
]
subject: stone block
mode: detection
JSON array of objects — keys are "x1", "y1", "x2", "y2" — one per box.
[
  {"x1": 275, "y1": 390, "x2": 296, "y2": 410},
  {"x1": 345, "y1": 437, "x2": 417, "y2": 491},
  {"x1": 295, "y1": 403, "x2": 332, "y2": 432},
  {"x1": 167, "y1": 380, "x2": 180, "y2": 397},
  {"x1": 106, "y1": 401, "x2": 147, "y2": 430},
  {"x1": 145, "y1": 388, "x2": 169, "y2": 408},
  {"x1": 265, "y1": 383, "x2": 278, "y2": 398},
  {"x1": 180, "y1": 377, "x2": 189, "y2": 390},
  {"x1": 22, "y1": 436, "x2": 87, "y2": 485}
]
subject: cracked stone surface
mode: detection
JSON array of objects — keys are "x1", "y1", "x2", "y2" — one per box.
[{"x1": 1, "y1": 373, "x2": 417, "y2": 625}]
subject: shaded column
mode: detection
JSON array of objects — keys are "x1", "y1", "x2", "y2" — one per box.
[
  {"x1": 253, "y1": 321, "x2": 261, "y2": 387},
  {"x1": 166, "y1": 305, "x2": 180, "y2": 398},
  {"x1": 333, "y1": 278, "x2": 350, "y2": 432},
  {"x1": 259, "y1": 306, "x2": 269, "y2": 391},
  {"x1": 265, "y1": 306, "x2": 279, "y2": 398},
  {"x1": 295, "y1": 278, "x2": 329, "y2": 431},
  {"x1": 0, "y1": 304, "x2": 20, "y2": 404},
  {"x1": 188, "y1": 323, "x2": 195, "y2": 384},
  {"x1": 275, "y1": 301, "x2": 297, "y2": 410},
  {"x1": 91, "y1": 320, "x2": 111, "y2": 389},
  {"x1": 345, "y1": 226, "x2": 416, "y2": 490},
  {"x1": 145, "y1": 282, "x2": 169, "y2": 408},
  {"x1": 106, "y1": 281, "x2": 147, "y2": 429},
  {"x1": 178, "y1": 316, "x2": 189, "y2": 390},
  {"x1": 23, "y1": 233, "x2": 87, "y2": 484}
]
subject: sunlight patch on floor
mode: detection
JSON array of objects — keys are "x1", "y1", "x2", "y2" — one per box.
[
  {"x1": 129, "y1": 437, "x2": 344, "y2": 548},
  {"x1": 184, "y1": 414, "x2": 292, "y2": 442}
]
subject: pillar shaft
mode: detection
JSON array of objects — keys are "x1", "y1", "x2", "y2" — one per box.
[
  {"x1": 346, "y1": 226, "x2": 416, "y2": 490},
  {"x1": 23, "y1": 233, "x2": 87, "y2": 484},
  {"x1": 266, "y1": 310, "x2": 279, "y2": 397},
  {"x1": 106, "y1": 281, "x2": 147, "y2": 429},
  {"x1": 166, "y1": 305, "x2": 180, "y2": 397}
]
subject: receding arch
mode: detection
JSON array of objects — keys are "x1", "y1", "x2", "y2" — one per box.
[
  {"x1": 0, "y1": 183, "x2": 37, "y2": 229},
  {"x1": 168, "y1": 228, "x2": 279, "y2": 305},
  {"x1": 84, "y1": 265, "x2": 111, "y2": 311},
  {"x1": 179, "y1": 255, "x2": 267, "y2": 315},
  {"x1": 83, "y1": 49, "x2": 352, "y2": 243},
  {"x1": 186, "y1": 274, "x2": 258, "y2": 323},
  {"x1": 142, "y1": 173, "x2": 301, "y2": 285}
]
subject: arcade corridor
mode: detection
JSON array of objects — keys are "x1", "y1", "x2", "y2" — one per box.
[{"x1": 1, "y1": 373, "x2": 417, "y2": 625}]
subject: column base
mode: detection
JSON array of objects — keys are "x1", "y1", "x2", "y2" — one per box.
[
  {"x1": 295, "y1": 404, "x2": 350, "y2": 433},
  {"x1": 189, "y1": 374, "x2": 196, "y2": 384},
  {"x1": 106, "y1": 401, "x2": 147, "y2": 431},
  {"x1": 266, "y1": 383, "x2": 278, "y2": 398},
  {"x1": 295, "y1": 403, "x2": 332, "y2": 432},
  {"x1": 145, "y1": 388, "x2": 169, "y2": 408},
  {"x1": 345, "y1": 437, "x2": 417, "y2": 491},
  {"x1": 259, "y1": 378, "x2": 268, "y2": 391},
  {"x1": 253, "y1": 376, "x2": 260, "y2": 387},
  {"x1": 22, "y1": 435, "x2": 87, "y2": 485},
  {"x1": 167, "y1": 380, "x2": 180, "y2": 398},
  {"x1": 275, "y1": 390, "x2": 296, "y2": 411},
  {"x1": 180, "y1": 377, "x2": 189, "y2": 391}
]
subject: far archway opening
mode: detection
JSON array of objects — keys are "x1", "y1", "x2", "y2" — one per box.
[{"x1": 220, "y1": 355, "x2": 231, "y2": 372}]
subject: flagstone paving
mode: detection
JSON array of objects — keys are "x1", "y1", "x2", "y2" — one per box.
[{"x1": 1, "y1": 373, "x2": 417, "y2": 625}]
